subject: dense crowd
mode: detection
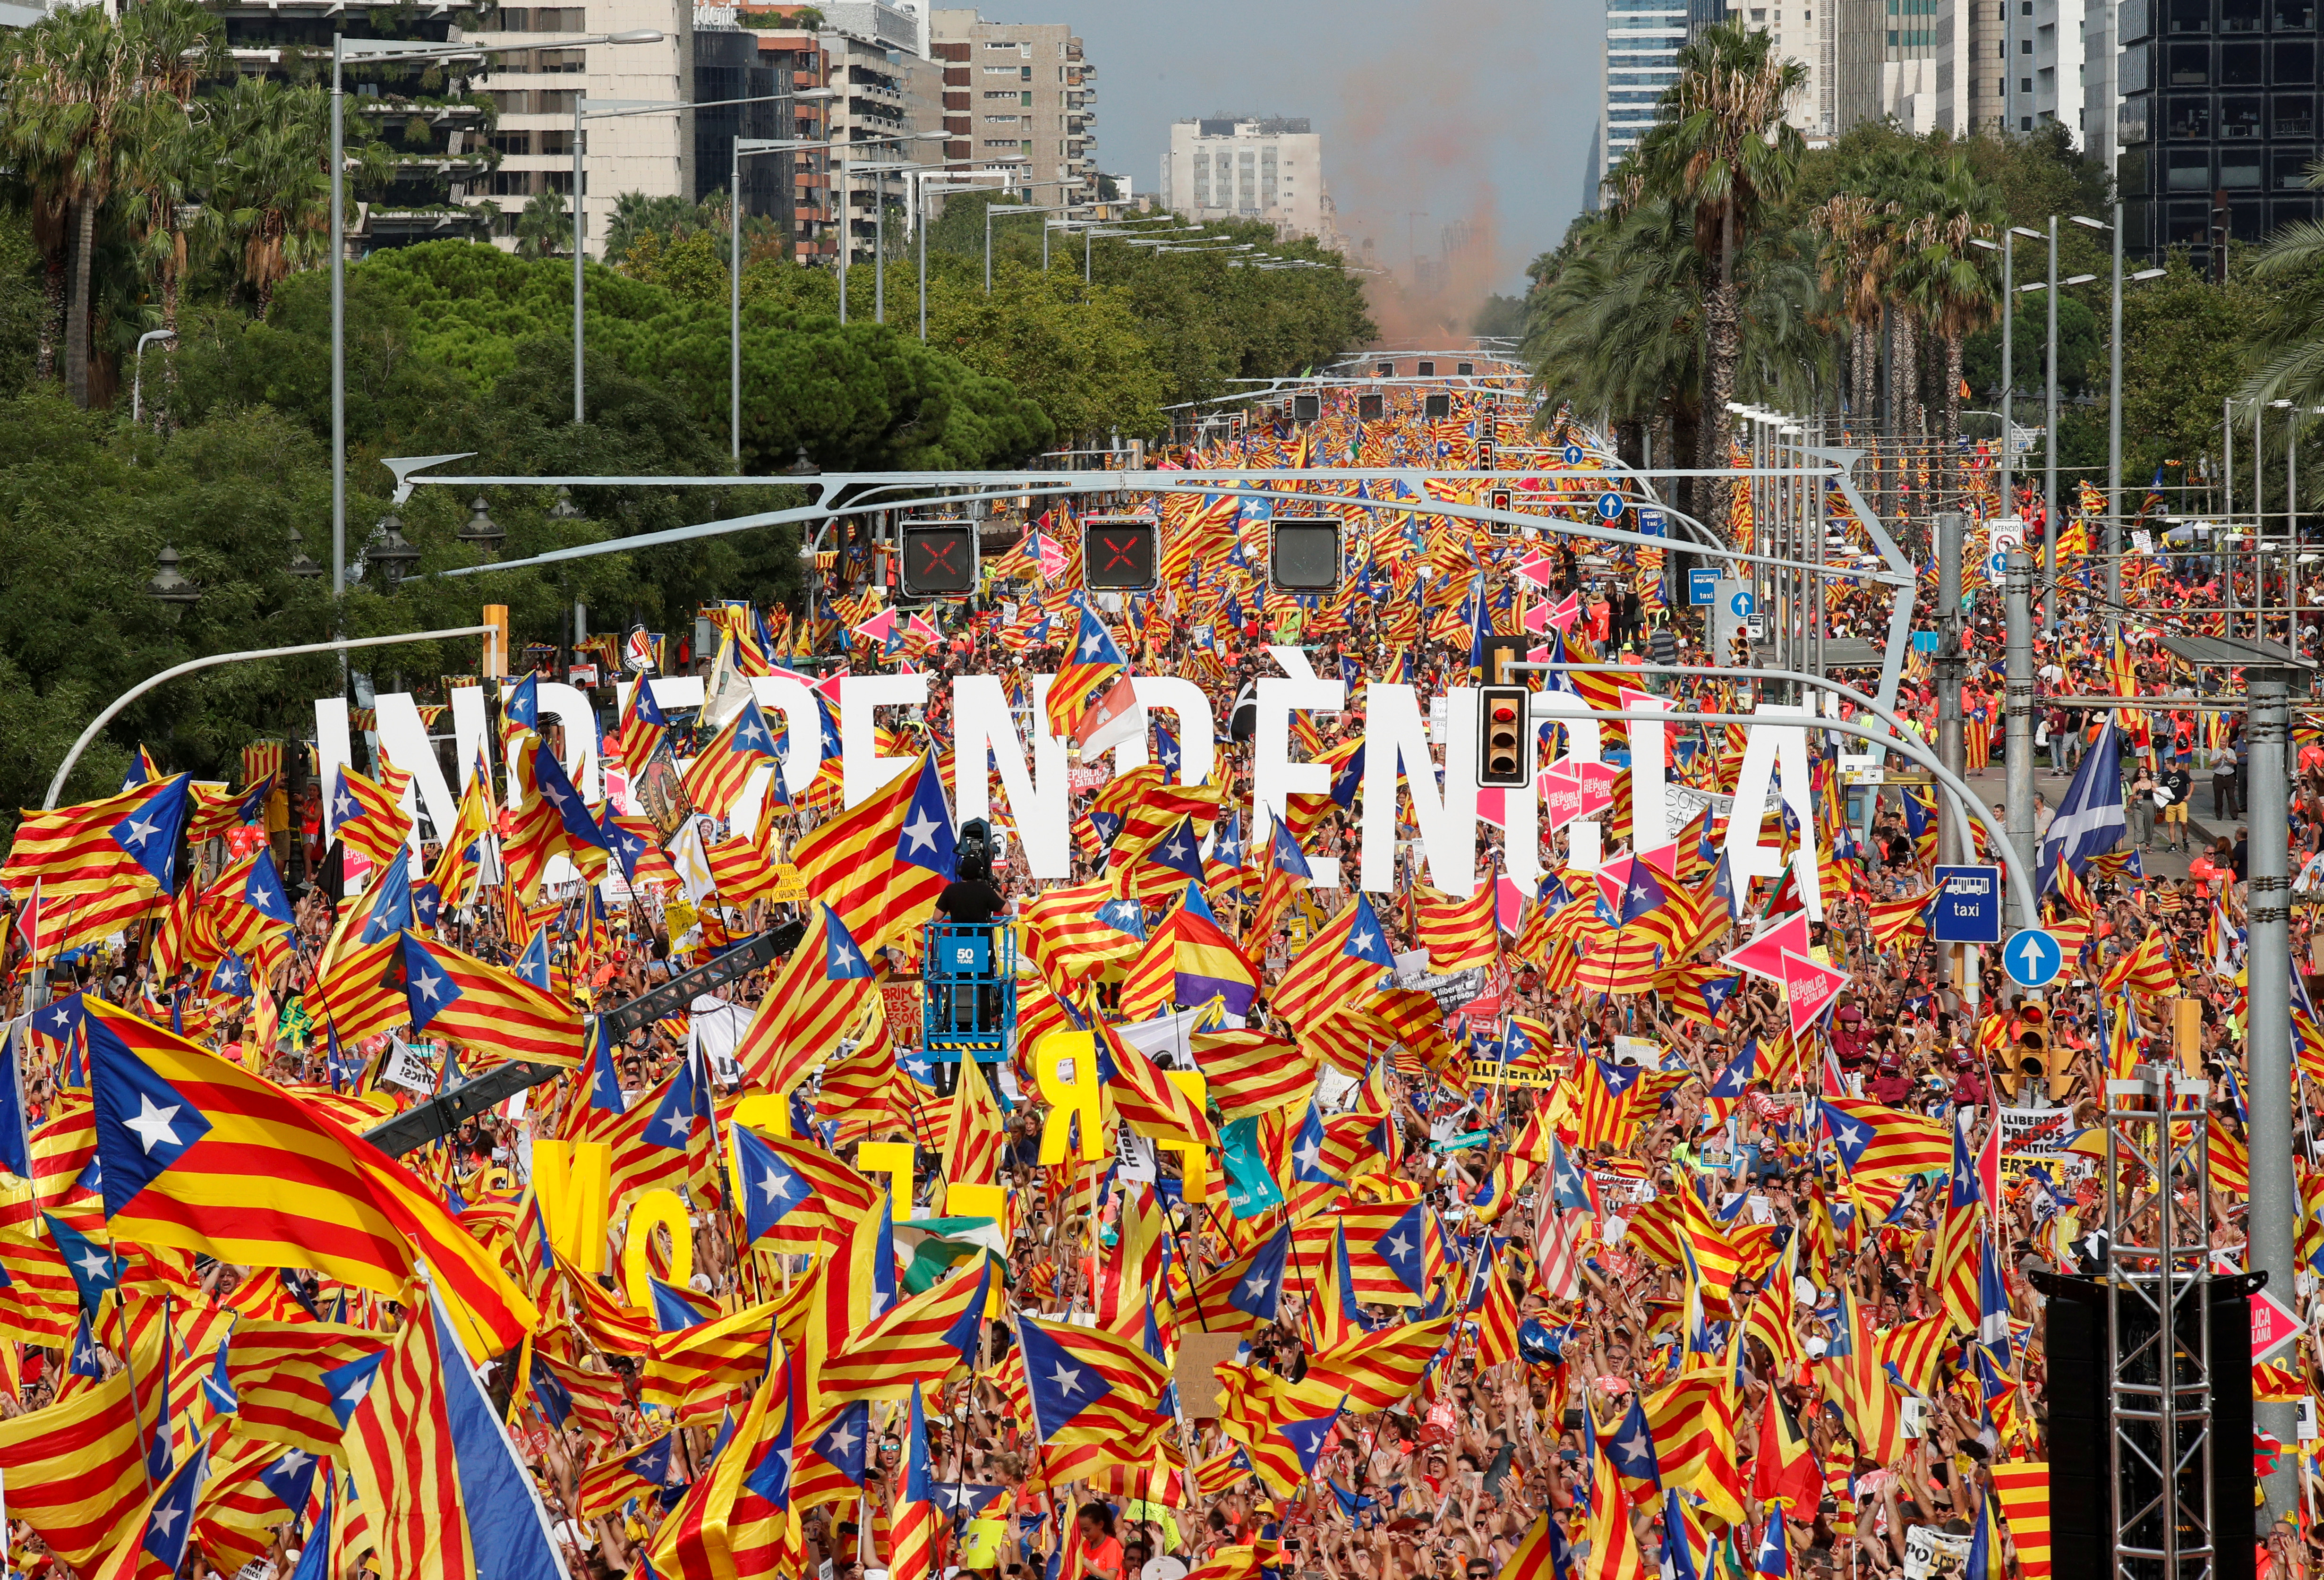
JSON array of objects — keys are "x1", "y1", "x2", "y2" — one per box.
[{"x1": 0, "y1": 389, "x2": 2312, "y2": 1580}]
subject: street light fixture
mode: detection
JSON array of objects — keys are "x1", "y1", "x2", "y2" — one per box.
[
  {"x1": 458, "y1": 495, "x2": 503, "y2": 559},
  {"x1": 148, "y1": 544, "x2": 201, "y2": 613},
  {"x1": 330, "y1": 27, "x2": 662, "y2": 635},
  {"x1": 367, "y1": 512, "x2": 419, "y2": 591},
  {"x1": 286, "y1": 527, "x2": 324, "y2": 580},
  {"x1": 131, "y1": 328, "x2": 175, "y2": 429}
]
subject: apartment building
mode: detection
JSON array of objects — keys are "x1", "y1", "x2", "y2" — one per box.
[
  {"x1": 1157, "y1": 117, "x2": 1340, "y2": 244},
  {"x1": 929, "y1": 8, "x2": 1097, "y2": 202}
]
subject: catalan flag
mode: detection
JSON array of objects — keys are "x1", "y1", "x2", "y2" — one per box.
[
  {"x1": 1991, "y1": 1460, "x2": 2051, "y2": 1580},
  {"x1": 1415, "y1": 884, "x2": 1499, "y2": 973},
  {"x1": 819, "y1": 1253, "x2": 995, "y2": 1403},
  {"x1": 609, "y1": 678, "x2": 672, "y2": 770},
  {"x1": 2, "y1": 774, "x2": 191, "y2": 897},
  {"x1": 791, "y1": 749, "x2": 956, "y2": 951},
  {"x1": 683, "y1": 699, "x2": 782, "y2": 820},
  {"x1": 502, "y1": 741, "x2": 610, "y2": 903},
  {"x1": 1272, "y1": 893, "x2": 1396, "y2": 1030},
  {"x1": 341, "y1": 1289, "x2": 571, "y2": 1580},
  {"x1": 326, "y1": 763, "x2": 412, "y2": 870},
  {"x1": 734, "y1": 904, "x2": 883, "y2": 1098},
  {"x1": 1216, "y1": 1365, "x2": 1345, "y2": 1495},
  {"x1": 577, "y1": 1432, "x2": 677, "y2": 1520},
  {"x1": 225, "y1": 1321, "x2": 393, "y2": 1455},
  {"x1": 1018, "y1": 1313, "x2": 1171, "y2": 1447},
  {"x1": 82, "y1": 999, "x2": 536, "y2": 1355},
  {"x1": 0, "y1": 1368, "x2": 148, "y2": 1572},
  {"x1": 88, "y1": 1438, "x2": 206, "y2": 1580},
  {"x1": 1819, "y1": 1097, "x2": 1951, "y2": 1181},
  {"x1": 1300, "y1": 1317, "x2": 1451, "y2": 1411},
  {"x1": 399, "y1": 932, "x2": 587, "y2": 1068},
  {"x1": 1046, "y1": 606, "x2": 1129, "y2": 743}
]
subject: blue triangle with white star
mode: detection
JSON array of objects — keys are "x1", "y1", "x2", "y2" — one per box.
[
  {"x1": 318, "y1": 1350, "x2": 385, "y2": 1429},
  {"x1": 85, "y1": 1019, "x2": 213, "y2": 1220}
]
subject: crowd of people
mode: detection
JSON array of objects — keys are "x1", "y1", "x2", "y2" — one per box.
[{"x1": 0, "y1": 383, "x2": 2312, "y2": 1580}]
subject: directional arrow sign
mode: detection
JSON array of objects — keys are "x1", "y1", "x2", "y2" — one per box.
[
  {"x1": 2004, "y1": 928, "x2": 2064, "y2": 989},
  {"x1": 1780, "y1": 949, "x2": 1851, "y2": 1036},
  {"x1": 1724, "y1": 913, "x2": 1813, "y2": 985}
]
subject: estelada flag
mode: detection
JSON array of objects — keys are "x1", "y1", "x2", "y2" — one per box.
[
  {"x1": 790, "y1": 750, "x2": 955, "y2": 952},
  {"x1": 82, "y1": 999, "x2": 536, "y2": 1356}
]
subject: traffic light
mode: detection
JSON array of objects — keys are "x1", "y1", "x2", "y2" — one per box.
[
  {"x1": 1081, "y1": 516, "x2": 1157, "y2": 591},
  {"x1": 1423, "y1": 393, "x2": 1451, "y2": 419},
  {"x1": 1291, "y1": 393, "x2": 1321, "y2": 425},
  {"x1": 1478, "y1": 688, "x2": 1529, "y2": 787},
  {"x1": 899, "y1": 519, "x2": 978, "y2": 597},
  {"x1": 1358, "y1": 393, "x2": 1384, "y2": 421},
  {"x1": 1487, "y1": 488, "x2": 1514, "y2": 520},
  {"x1": 1269, "y1": 520, "x2": 1341, "y2": 593},
  {"x1": 1477, "y1": 437, "x2": 1496, "y2": 470}
]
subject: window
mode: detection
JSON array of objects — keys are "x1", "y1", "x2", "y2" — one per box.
[
  {"x1": 2224, "y1": 39, "x2": 2266, "y2": 77},
  {"x1": 2170, "y1": 0, "x2": 2209, "y2": 32},
  {"x1": 2170, "y1": 92, "x2": 2213, "y2": 132},
  {"x1": 2276, "y1": 90, "x2": 2314, "y2": 130},
  {"x1": 2169, "y1": 39, "x2": 2211, "y2": 77},
  {"x1": 2275, "y1": 39, "x2": 2313, "y2": 77},
  {"x1": 2222, "y1": 91, "x2": 2264, "y2": 129},
  {"x1": 2023, "y1": 35, "x2": 2034, "y2": 48},
  {"x1": 491, "y1": 130, "x2": 531, "y2": 156},
  {"x1": 2277, "y1": 147, "x2": 2315, "y2": 185},
  {"x1": 2222, "y1": 147, "x2": 2264, "y2": 184},
  {"x1": 2167, "y1": 147, "x2": 2211, "y2": 186},
  {"x1": 2276, "y1": 0, "x2": 2315, "y2": 28}
]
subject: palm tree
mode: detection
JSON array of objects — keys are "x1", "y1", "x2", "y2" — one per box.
[
  {"x1": 1902, "y1": 154, "x2": 2003, "y2": 512},
  {"x1": 2241, "y1": 163, "x2": 2324, "y2": 412},
  {"x1": 515, "y1": 189, "x2": 570, "y2": 259},
  {"x1": 0, "y1": 0, "x2": 221, "y2": 407},
  {"x1": 194, "y1": 76, "x2": 331, "y2": 314},
  {"x1": 1620, "y1": 22, "x2": 1808, "y2": 535}
]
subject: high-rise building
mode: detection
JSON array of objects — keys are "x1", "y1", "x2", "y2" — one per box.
[
  {"x1": 468, "y1": 0, "x2": 697, "y2": 251},
  {"x1": 1600, "y1": 0, "x2": 1692, "y2": 170},
  {"x1": 2118, "y1": 0, "x2": 2323, "y2": 267},
  {"x1": 1158, "y1": 118, "x2": 1341, "y2": 245},
  {"x1": 1736, "y1": 0, "x2": 1837, "y2": 135},
  {"x1": 929, "y1": 8, "x2": 1097, "y2": 205}
]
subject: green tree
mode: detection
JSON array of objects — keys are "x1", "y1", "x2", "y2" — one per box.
[
  {"x1": 923, "y1": 262, "x2": 1166, "y2": 444},
  {"x1": 515, "y1": 189, "x2": 569, "y2": 261},
  {"x1": 194, "y1": 76, "x2": 331, "y2": 314},
  {"x1": 1620, "y1": 22, "x2": 1808, "y2": 534},
  {"x1": 0, "y1": 0, "x2": 222, "y2": 407}
]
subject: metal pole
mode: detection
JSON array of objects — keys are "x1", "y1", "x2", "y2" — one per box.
[
  {"x1": 2044, "y1": 216, "x2": 2059, "y2": 631},
  {"x1": 1936, "y1": 512, "x2": 1969, "y2": 867},
  {"x1": 2000, "y1": 231, "x2": 2014, "y2": 521},
  {"x1": 984, "y1": 204, "x2": 993, "y2": 295},
  {"x1": 2256, "y1": 400, "x2": 2266, "y2": 638},
  {"x1": 2247, "y1": 664, "x2": 2300, "y2": 1522},
  {"x1": 731, "y1": 141, "x2": 743, "y2": 464},
  {"x1": 2004, "y1": 545, "x2": 2036, "y2": 882},
  {"x1": 837, "y1": 151, "x2": 849, "y2": 325},
  {"x1": 330, "y1": 36, "x2": 346, "y2": 624},
  {"x1": 574, "y1": 95, "x2": 586, "y2": 425},
  {"x1": 874, "y1": 169, "x2": 884, "y2": 325},
  {"x1": 44, "y1": 625, "x2": 496, "y2": 811},
  {"x1": 2228, "y1": 398, "x2": 2239, "y2": 636},
  {"x1": 2107, "y1": 202, "x2": 2124, "y2": 640}
]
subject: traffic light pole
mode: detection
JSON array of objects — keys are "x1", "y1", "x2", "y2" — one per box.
[
  {"x1": 2246, "y1": 665, "x2": 2299, "y2": 1523},
  {"x1": 2005, "y1": 547, "x2": 2038, "y2": 886},
  {"x1": 1934, "y1": 512, "x2": 1978, "y2": 1013}
]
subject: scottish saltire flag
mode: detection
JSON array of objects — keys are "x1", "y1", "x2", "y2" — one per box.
[{"x1": 2039, "y1": 725, "x2": 2125, "y2": 894}]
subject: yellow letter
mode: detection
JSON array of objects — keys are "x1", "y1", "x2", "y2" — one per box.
[
  {"x1": 1154, "y1": 1069, "x2": 1212, "y2": 1202},
  {"x1": 857, "y1": 1140, "x2": 915, "y2": 1221},
  {"x1": 533, "y1": 1139, "x2": 611, "y2": 1265},
  {"x1": 620, "y1": 1187, "x2": 692, "y2": 1308},
  {"x1": 1033, "y1": 1031, "x2": 1105, "y2": 1162},
  {"x1": 734, "y1": 1091, "x2": 791, "y2": 1140}
]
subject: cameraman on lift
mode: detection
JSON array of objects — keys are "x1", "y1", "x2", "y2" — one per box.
[{"x1": 933, "y1": 817, "x2": 1008, "y2": 1048}]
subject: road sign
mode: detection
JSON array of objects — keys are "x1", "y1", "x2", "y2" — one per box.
[
  {"x1": 1595, "y1": 490, "x2": 1626, "y2": 522},
  {"x1": 1984, "y1": 551, "x2": 2010, "y2": 584},
  {"x1": 1912, "y1": 631, "x2": 1940, "y2": 653},
  {"x1": 1989, "y1": 516, "x2": 2025, "y2": 552},
  {"x1": 1563, "y1": 444, "x2": 1585, "y2": 466},
  {"x1": 2004, "y1": 927, "x2": 2064, "y2": 988},
  {"x1": 1637, "y1": 508, "x2": 1666, "y2": 538},
  {"x1": 1930, "y1": 865, "x2": 2004, "y2": 945},
  {"x1": 1727, "y1": 589, "x2": 1756, "y2": 619},
  {"x1": 2251, "y1": 1284, "x2": 2302, "y2": 1361},
  {"x1": 1687, "y1": 567, "x2": 1720, "y2": 606}
]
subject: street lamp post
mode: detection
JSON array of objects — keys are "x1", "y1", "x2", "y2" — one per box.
[
  {"x1": 571, "y1": 90, "x2": 825, "y2": 426},
  {"x1": 131, "y1": 328, "x2": 175, "y2": 429},
  {"x1": 985, "y1": 202, "x2": 1074, "y2": 294},
  {"x1": 332, "y1": 29, "x2": 660, "y2": 628}
]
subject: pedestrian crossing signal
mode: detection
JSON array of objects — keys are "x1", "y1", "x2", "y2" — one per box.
[
  {"x1": 1269, "y1": 520, "x2": 1341, "y2": 593},
  {"x1": 1081, "y1": 516, "x2": 1157, "y2": 591},
  {"x1": 900, "y1": 520, "x2": 978, "y2": 597},
  {"x1": 1478, "y1": 686, "x2": 1529, "y2": 787}
]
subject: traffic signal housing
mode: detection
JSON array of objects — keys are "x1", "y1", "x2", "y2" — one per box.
[
  {"x1": 1292, "y1": 393, "x2": 1321, "y2": 425},
  {"x1": 1358, "y1": 393, "x2": 1384, "y2": 421},
  {"x1": 1423, "y1": 393, "x2": 1451, "y2": 418},
  {"x1": 1478, "y1": 686, "x2": 1529, "y2": 788},
  {"x1": 898, "y1": 519, "x2": 978, "y2": 598},
  {"x1": 1081, "y1": 516, "x2": 1158, "y2": 591},
  {"x1": 1269, "y1": 520, "x2": 1341, "y2": 594},
  {"x1": 1375, "y1": 359, "x2": 1394, "y2": 379},
  {"x1": 1476, "y1": 437, "x2": 1496, "y2": 470}
]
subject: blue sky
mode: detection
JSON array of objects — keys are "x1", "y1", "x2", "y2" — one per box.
[{"x1": 961, "y1": 0, "x2": 1601, "y2": 307}]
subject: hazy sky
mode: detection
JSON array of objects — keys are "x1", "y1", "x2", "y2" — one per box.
[{"x1": 962, "y1": 0, "x2": 1602, "y2": 312}]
